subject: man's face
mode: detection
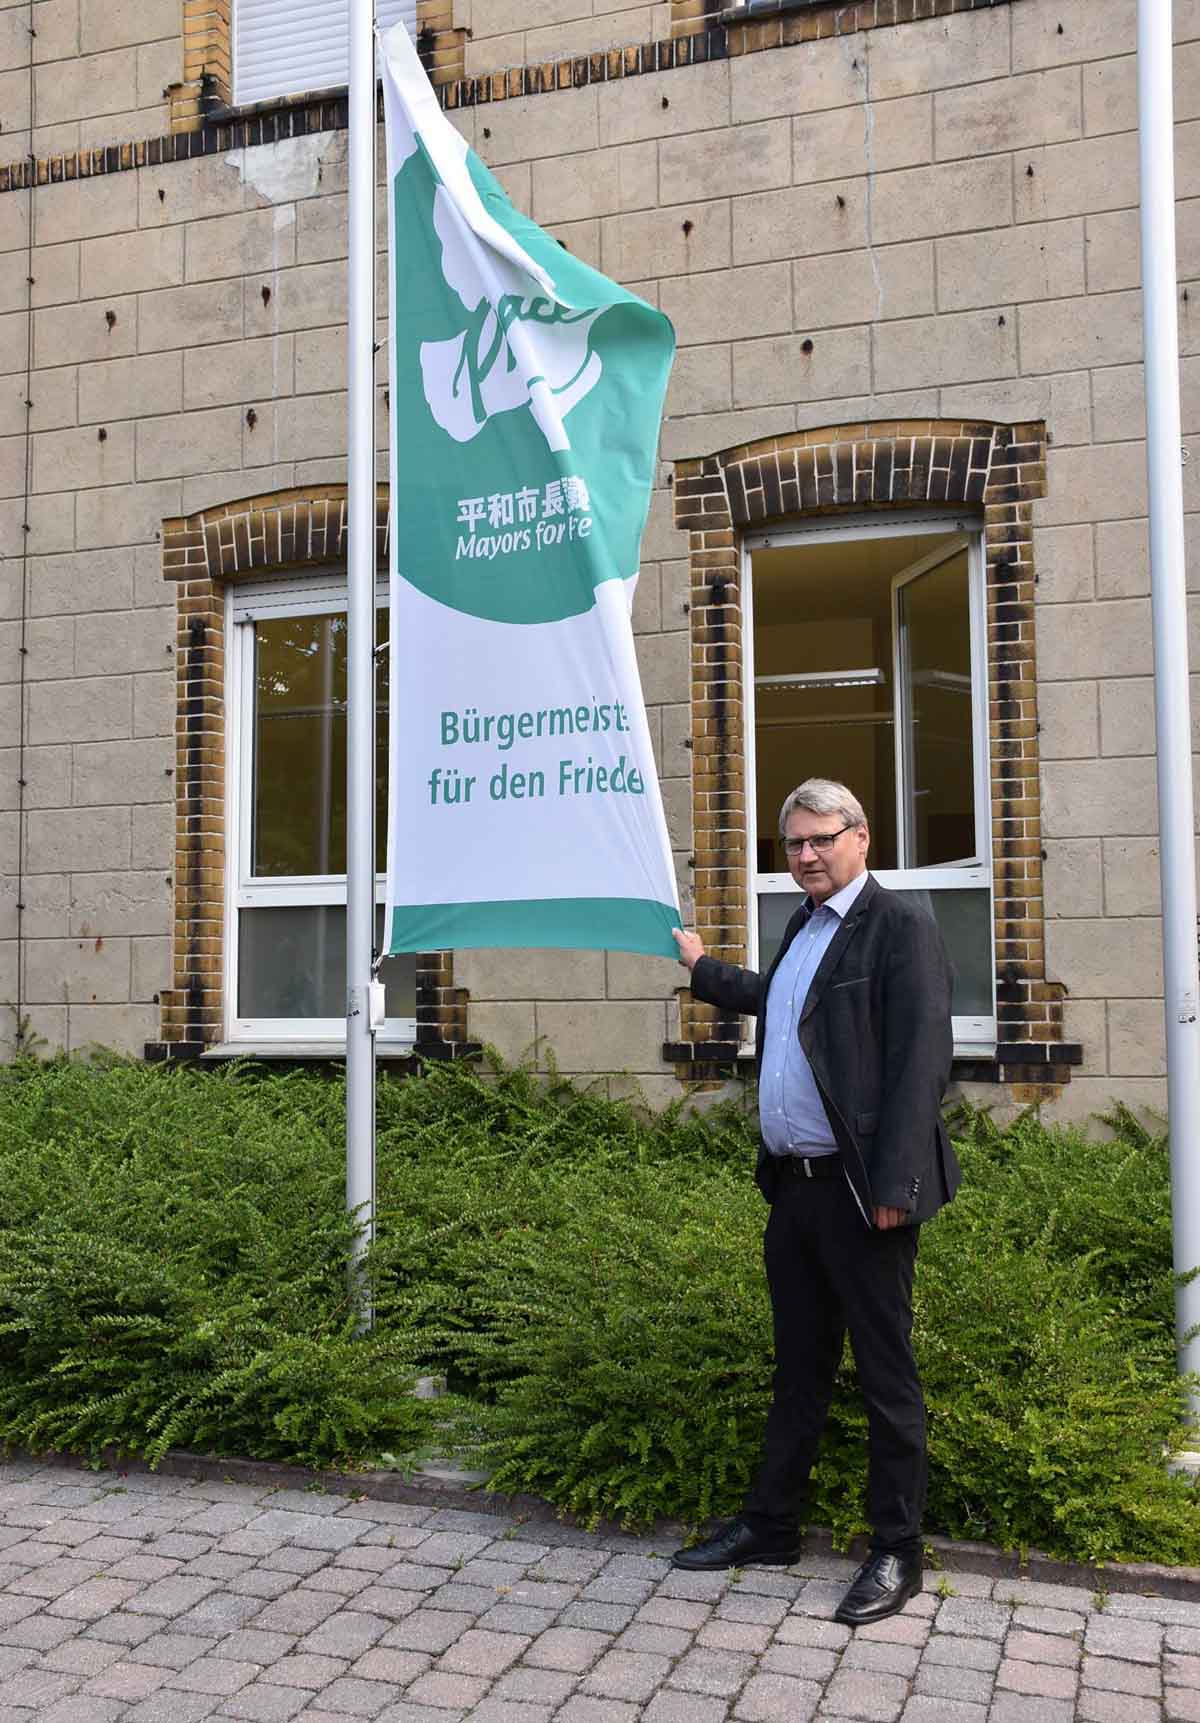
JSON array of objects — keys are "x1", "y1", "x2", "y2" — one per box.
[{"x1": 783, "y1": 808, "x2": 870, "y2": 904}]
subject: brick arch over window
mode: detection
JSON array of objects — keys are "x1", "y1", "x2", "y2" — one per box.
[
  {"x1": 150, "y1": 485, "x2": 472, "y2": 1063},
  {"x1": 670, "y1": 419, "x2": 1081, "y2": 1099}
]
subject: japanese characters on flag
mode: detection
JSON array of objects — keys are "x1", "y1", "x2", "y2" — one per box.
[{"x1": 379, "y1": 21, "x2": 681, "y2": 957}]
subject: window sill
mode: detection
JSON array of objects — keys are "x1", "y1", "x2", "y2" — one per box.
[
  {"x1": 720, "y1": 0, "x2": 824, "y2": 20},
  {"x1": 201, "y1": 1041, "x2": 416, "y2": 1061}
]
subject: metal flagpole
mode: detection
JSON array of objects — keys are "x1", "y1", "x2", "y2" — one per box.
[
  {"x1": 346, "y1": 0, "x2": 377, "y2": 1329},
  {"x1": 1138, "y1": 0, "x2": 1200, "y2": 1415}
]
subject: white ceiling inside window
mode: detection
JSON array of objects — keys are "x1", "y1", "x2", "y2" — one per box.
[{"x1": 234, "y1": 0, "x2": 419, "y2": 108}]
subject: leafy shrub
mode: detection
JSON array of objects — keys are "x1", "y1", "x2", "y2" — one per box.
[
  {"x1": 0, "y1": 1059, "x2": 429, "y2": 1467},
  {"x1": 0, "y1": 1053, "x2": 1197, "y2": 1562}
]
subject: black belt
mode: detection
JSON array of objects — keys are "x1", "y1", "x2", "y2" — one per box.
[{"x1": 774, "y1": 1152, "x2": 843, "y2": 1180}]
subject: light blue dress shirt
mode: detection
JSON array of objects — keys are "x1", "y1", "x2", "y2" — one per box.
[{"x1": 759, "y1": 869, "x2": 870, "y2": 1157}]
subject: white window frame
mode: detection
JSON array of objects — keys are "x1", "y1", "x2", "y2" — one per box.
[
  {"x1": 223, "y1": 570, "x2": 416, "y2": 1051},
  {"x1": 742, "y1": 513, "x2": 995, "y2": 1056}
]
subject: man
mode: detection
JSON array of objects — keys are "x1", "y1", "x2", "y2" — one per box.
[{"x1": 670, "y1": 778, "x2": 959, "y2": 1627}]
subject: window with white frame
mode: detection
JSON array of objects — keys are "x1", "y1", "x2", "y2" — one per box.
[
  {"x1": 743, "y1": 515, "x2": 995, "y2": 1054},
  {"x1": 226, "y1": 572, "x2": 416, "y2": 1048},
  {"x1": 233, "y1": 0, "x2": 419, "y2": 108}
]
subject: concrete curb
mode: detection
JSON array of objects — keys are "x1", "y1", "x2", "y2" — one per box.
[{"x1": 25, "y1": 1446, "x2": 1200, "y2": 1603}]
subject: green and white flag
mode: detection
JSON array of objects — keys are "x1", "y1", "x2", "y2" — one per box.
[{"x1": 379, "y1": 23, "x2": 680, "y2": 957}]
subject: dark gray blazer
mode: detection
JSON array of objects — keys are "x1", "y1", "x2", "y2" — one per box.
[{"x1": 689, "y1": 874, "x2": 960, "y2": 1226}]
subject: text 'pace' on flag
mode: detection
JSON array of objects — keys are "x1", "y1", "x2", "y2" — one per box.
[{"x1": 379, "y1": 22, "x2": 680, "y2": 959}]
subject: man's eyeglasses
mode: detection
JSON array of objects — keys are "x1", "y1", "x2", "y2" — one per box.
[{"x1": 783, "y1": 824, "x2": 856, "y2": 856}]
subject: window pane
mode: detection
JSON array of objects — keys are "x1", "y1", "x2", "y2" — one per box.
[
  {"x1": 751, "y1": 533, "x2": 960, "y2": 873},
  {"x1": 756, "y1": 886, "x2": 992, "y2": 1019},
  {"x1": 237, "y1": 906, "x2": 416, "y2": 1021},
  {"x1": 252, "y1": 610, "x2": 388, "y2": 877},
  {"x1": 897, "y1": 550, "x2": 976, "y2": 866}
]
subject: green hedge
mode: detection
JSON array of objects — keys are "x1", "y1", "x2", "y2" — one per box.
[{"x1": 0, "y1": 1053, "x2": 1196, "y2": 1564}]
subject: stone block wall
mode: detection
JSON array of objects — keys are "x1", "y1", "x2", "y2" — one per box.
[{"x1": 0, "y1": 0, "x2": 1197, "y2": 1118}]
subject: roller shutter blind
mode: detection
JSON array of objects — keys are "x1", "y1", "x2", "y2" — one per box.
[{"x1": 234, "y1": 0, "x2": 419, "y2": 107}]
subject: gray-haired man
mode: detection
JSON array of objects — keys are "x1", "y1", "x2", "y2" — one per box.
[{"x1": 671, "y1": 779, "x2": 959, "y2": 1626}]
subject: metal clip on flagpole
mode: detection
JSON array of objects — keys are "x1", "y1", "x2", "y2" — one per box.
[{"x1": 346, "y1": 0, "x2": 377, "y2": 1333}]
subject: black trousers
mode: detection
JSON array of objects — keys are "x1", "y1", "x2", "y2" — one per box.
[{"x1": 741, "y1": 1165, "x2": 926, "y2": 1556}]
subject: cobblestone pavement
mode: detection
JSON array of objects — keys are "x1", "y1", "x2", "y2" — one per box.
[{"x1": 0, "y1": 1461, "x2": 1198, "y2": 1723}]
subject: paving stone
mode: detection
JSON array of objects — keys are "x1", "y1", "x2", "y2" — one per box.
[
  {"x1": 1085, "y1": 1616, "x2": 1164, "y2": 1663},
  {"x1": 411, "y1": 1533, "x2": 494, "y2": 1567},
  {"x1": 1011, "y1": 1607, "x2": 1086, "y2": 1638},
  {"x1": 40, "y1": 1638, "x2": 126, "y2": 1676},
  {"x1": 1167, "y1": 1650, "x2": 1200, "y2": 1686},
  {"x1": 375, "y1": 1562, "x2": 448, "y2": 1591},
  {"x1": 246, "y1": 1590, "x2": 341, "y2": 1635},
  {"x1": 438, "y1": 1626, "x2": 528, "y2": 1677},
  {"x1": 761, "y1": 1639, "x2": 839, "y2": 1679},
  {"x1": 558, "y1": 1601, "x2": 638, "y2": 1633},
  {"x1": 215, "y1": 1628, "x2": 295, "y2": 1663},
  {"x1": 128, "y1": 1630, "x2": 215, "y2": 1670},
  {"x1": 466, "y1": 1702, "x2": 556, "y2": 1723},
  {"x1": 718, "y1": 1592, "x2": 790, "y2": 1626},
  {"x1": 1106, "y1": 1595, "x2": 1200, "y2": 1627},
  {"x1": 553, "y1": 1698, "x2": 642, "y2": 1722},
  {"x1": 304, "y1": 1567, "x2": 376, "y2": 1599},
  {"x1": 858, "y1": 1611, "x2": 931, "y2": 1645},
  {"x1": 525, "y1": 1625, "x2": 612, "y2": 1671},
  {"x1": 216, "y1": 1681, "x2": 311, "y2": 1720},
  {"x1": 311, "y1": 1675, "x2": 401, "y2": 1715},
  {"x1": 84, "y1": 1660, "x2": 172, "y2": 1700},
  {"x1": 1165, "y1": 1690, "x2": 1200, "y2": 1723},
  {"x1": 123, "y1": 1694, "x2": 220, "y2": 1723},
  {"x1": 1166, "y1": 1623, "x2": 1200, "y2": 1654},
  {"x1": 0, "y1": 1612, "x2": 79, "y2": 1649},
  {"x1": 792, "y1": 1577, "x2": 848, "y2": 1615},
  {"x1": 657, "y1": 1569, "x2": 732, "y2": 1603},
  {"x1": 996, "y1": 1658, "x2": 1078, "y2": 1699},
  {"x1": 491, "y1": 1665, "x2": 576, "y2": 1704},
  {"x1": 403, "y1": 1668, "x2": 491, "y2": 1709},
  {"x1": 126, "y1": 1575, "x2": 219, "y2": 1618},
  {"x1": 899, "y1": 1701, "x2": 988, "y2": 1723},
  {"x1": 927, "y1": 1571, "x2": 995, "y2": 1598},
  {"x1": 429, "y1": 1583, "x2": 503, "y2": 1615},
  {"x1": 822, "y1": 1666, "x2": 909, "y2": 1720},
  {"x1": 382, "y1": 1609, "x2": 480, "y2": 1654},
  {"x1": 733, "y1": 1670, "x2": 822, "y2": 1719},
  {"x1": 348, "y1": 1584, "x2": 422, "y2": 1620},
  {"x1": 227, "y1": 1568, "x2": 296, "y2": 1600},
  {"x1": 0, "y1": 1667, "x2": 80, "y2": 1707},
  {"x1": 1081, "y1": 1652, "x2": 1162, "y2": 1695},
  {"x1": 699, "y1": 1617, "x2": 773, "y2": 1652},
  {"x1": 923, "y1": 1632, "x2": 1001, "y2": 1670},
  {"x1": 37, "y1": 1698, "x2": 127, "y2": 1723},
  {"x1": 933, "y1": 1598, "x2": 1010, "y2": 1639},
  {"x1": 667, "y1": 1645, "x2": 756, "y2": 1697},
  {"x1": 987, "y1": 1694, "x2": 1076, "y2": 1723},
  {"x1": 300, "y1": 1608, "x2": 391, "y2": 1658},
  {"x1": 478, "y1": 1603, "x2": 558, "y2": 1636},
  {"x1": 993, "y1": 1583, "x2": 1098, "y2": 1614},
  {"x1": 1006, "y1": 1631, "x2": 1080, "y2": 1667},
  {"x1": 845, "y1": 1636, "x2": 923, "y2": 1676},
  {"x1": 642, "y1": 1692, "x2": 730, "y2": 1723},
  {"x1": 529, "y1": 1548, "x2": 609, "y2": 1582},
  {"x1": 351, "y1": 1647, "x2": 430, "y2": 1684},
  {"x1": 259, "y1": 1547, "x2": 331, "y2": 1576},
  {"x1": 583, "y1": 1647, "x2": 672, "y2": 1701},
  {"x1": 636, "y1": 1597, "x2": 711, "y2": 1631},
  {"x1": 85, "y1": 1611, "x2": 162, "y2": 1647},
  {"x1": 1078, "y1": 1690, "x2": 1163, "y2": 1723},
  {"x1": 774, "y1": 1612, "x2": 852, "y2": 1649},
  {"x1": 173, "y1": 1592, "x2": 265, "y2": 1635},
  {"x1": 168, "y1": 1655, "x2": 260, "y2": 1694},
  {"x1": 913, "y1": 1661, "x2": 994, "y2": 1703}
]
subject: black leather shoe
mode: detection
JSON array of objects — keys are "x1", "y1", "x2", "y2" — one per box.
[
  {"x1": 671, "y1": 1518, "x2": 803, "y2": 1571},
  {"x1": 834, "y1": 1551, "x2": 923, "y2": 1626}
]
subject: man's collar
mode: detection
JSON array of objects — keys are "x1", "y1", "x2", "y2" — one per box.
[{"x1": 807, "y1": 868, "x2": 870, "y2": 920}]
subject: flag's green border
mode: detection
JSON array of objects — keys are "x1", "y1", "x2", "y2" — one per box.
[{"x1": 387, "y1": 896, "x2": 679, "y2": 958}]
